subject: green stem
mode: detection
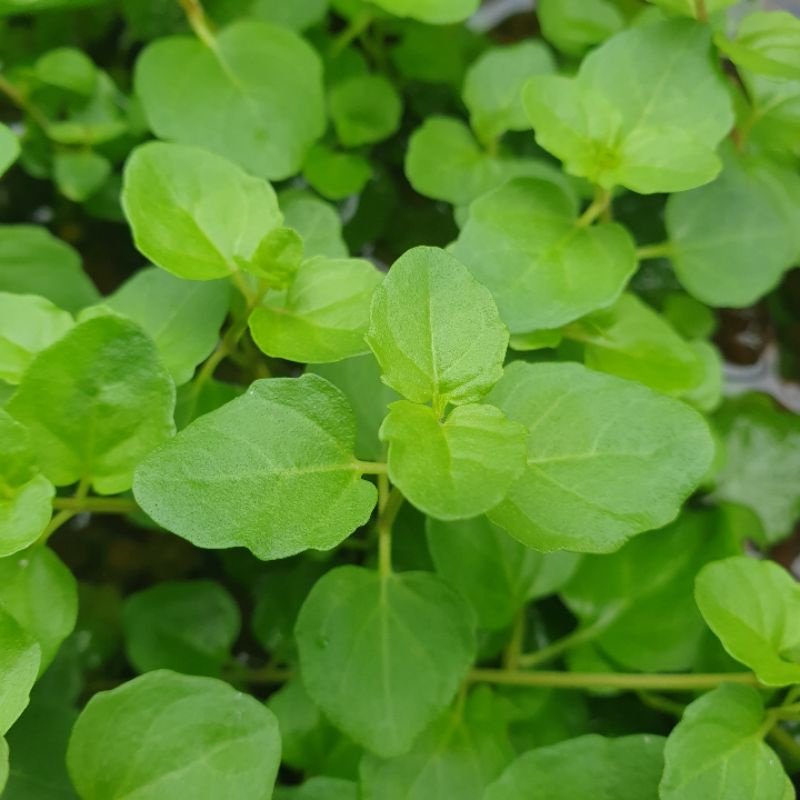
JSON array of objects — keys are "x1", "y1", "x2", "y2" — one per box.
[
  {"x1": 694, "y1": 0, "x2": 709, "y2": 22},
  {"x1": 52, "y1": 496, "x2": 140, "y2": 514},
  {"x1": 469, "y1": 669, "x2": 761, "y2": 691},
  {"x1": 503, "y1": 609, "x2": 526, "y2": 671},
  {"x1": 636, "y1": 242, "x2": 674, "y2": 260},
  {"x1": 355, "y1": 460, "x2": 388, "y2": 476},
  {"x1": 576, "y1": 187, "x2": 612, "y2": 228},
  {"x1": 177, "y1": 0, "x2": 217, "y2": 49},
  {"x1": 768, "y1": 724, "x2": 800, "y2": 766},
  {"x1": 0, "y1": 73, "x2": 51, "y2": 132},
  {"x1": 637, "y1": 691, "x2": 686, "y2": 717},
  {"x1": 377, "y1": 477, "x2": 403, "y2": 580},
  {"x1": 330, "y1": 11, "x2": 373, "y2": 57}
]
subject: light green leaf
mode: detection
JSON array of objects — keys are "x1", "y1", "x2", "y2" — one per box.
[
  {"x1": 716, "y1": 12, "x2": 800, "y2": 81},
  {"x1": 665, "y1": 156, "x2": 798, "y2": 307},
  {"x1": 524, "y1": 20, "x2": 733, "y2": 192},
  {"x1": 0, "y1": 124, "x2": 19, "y2": 177},
  {"x1": 295, "y1": 565, "x2": 476, "y2": 757},
  {"x1": 122, "y1": 141, "x2": 282, "y2": 280},
  {"x1": 302, "y1": 143, "x2": 372, "y2": 201},
  {"x1": 710, "y1": 394, "x2": 800, "y2": 543},
  {"x1": 123, "y1": 580, "x2": 240, "y2": 676},
  {"x1": 0, "y1": 225, "x2": 98, "y2": 313},
  {"x1": 427, "y1": 515, "x2": 580, "y2": 629},
  {"x1": 366, "y1": 246, "x2": 508, "y2": 408},
  {"x1": 739, "y1": 71, "x2": 800, "y2": 157},
  {"x1": 53, "y1": 150, "x2": 111, "y2": 202},
  {"x1": 243, "y1": 226, "x2": 303, "y2": 286},
  {"x1": 662, "y1": 292, "x2": 717, "y2": 340},
  {"x1": 563, "y1": 293, "x2": 705, "y2": 396},
  {"x1": 135, "y1": 19, "x2": 325, "y2": 180},
  {"x1": 276, "y1": 778, "x2": 357, "y2": 800},
  {"x1": 105, "y1": 267, "x2": 230, "y2": 386},
  {"x1": 462, "y1": 42, "x2": 554, "y2": 143},
  {"x1": 0, "y1": 293, "x2": 73, "y2": 384},
  {"x1": 561, "y1": 511, "x2": 737, "y2": 671},
  {"x1": 683, "y1": 339, "x2": 723, "y2": 413},
  {"x1": 660, "y1": 684, "x2": 791, "y2": 800},
  {"x1": 695, "y1": 556, "x2": 800, "y2": 686},
  {"x1": 35, "y1": 46, "x2": 96, "y2": 95},
  {"x1": 0, "y1": 547, "x2": 77, "y2": 671},
  {"x1": 485, "y1": 734, "x2": 665, "y2": 800},
  {"x1": 7, "y1": 315, "x2": 175, "y2": 494},
  {"x1": 250, "y1": 0, "x2": 327, "y2": 30},
  {"x1": 360, "y1": 687, "x2": 513, "y2": 800},
  {"x1": 308, "y1": 354, "x2": 398, "y2": 462},
  {"x1": 369, "y1": 0, "x2": 478, "y2": 24},
  {"x1": 250, "y1": 256, "x2": 382, "y2": 365},
  {"x1": 451, "y1": 178, "x2": 636, "y2": 333},
  {"x1": 0, "y1": 604, "x2": 40, "y2": 735},
  {"x1": 647, "y1": 0, "x2": 737, "y2": 14},
  {"x1": 329, "y1": 73, "x2": 403, "y2": 147},
  {"x1": 405, "y1": 116, "x2": 572, "y2": 206},
  {"x1": 537, "y1": 0, "x2": 624, "y2": 57},
  {"x1": 279, "y1": 189, "x2": 348, "y2": 259},
  {"x1": 381, "y1": 401, "x2": 526, "y2": 520},
  {"x1": 134, "y1": 374, "x2": 377, "y2": 560},
  {"x1": 66, "y1": 670, "x2": 281, "y2": 800},
  {"x1": 486, "y1": 362, "x2": 715, "y2": 553}
]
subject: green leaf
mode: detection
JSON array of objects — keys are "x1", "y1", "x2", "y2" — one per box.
[
  {"x1": 665, "y1": 155, "x2": 798, "y2": 307},
  {"x1": 695, "y1": 556, "x2": 800, "y2": 686},
  {"x1": 537, "y1": 0, "x2": 624, "y2": 57},
  {"x1": 369, "y1": 0, "x2": 478, "y2": 24},
  {"x1": 243, "y1": 226, "x2": 303, "y2": 286},
  {"x1": 52, "y1": 150, "x2": 111, "y2": 202},
  {"x1": 647, "y1": 0, "x2": 737, "y2": 14},
  {"x1": 563, "y1": 293, "x2": 706, "y2": 396},
  {"x1": 381, "y1": 401, "x2": 526, "y2": 519},
  {"x1": 462, "y1": 42, "x2": 555, "y2": 143},
  {"x1": 366, "y1": 246, "x2": 508, "y2": 408},
  {"x1": 405, "y1": 116, "x2": 572, "y2": 206},
  {"x1": 485, "y1": 734, "x2": 665, "y2": 800},
  {"x1": 0, "y1": 292, "x2": 73, "y2": 384},
  {"x1": 276, "y1": 777, "x2": 357, "y2": 800},
  {"x1": 250, "y1": 256, "x2": 382, "y2": 364},
  {"x1": 66, "y1": 670, "x2": 281, "y2": 800},
  {"x1": 662, "y1": 292, "x2": 717, "y2": 340},
  {"x1": 105, "y1": 267, "x2": 230, "y2": 386},
  {"x1": 0, "y1": 225, "x2": 98, "y2": 313},
  {"x1": 295, "y1": 565, "x2": 476, "y2": 757},
  {"x1": 0, "y1": 604, "x2": 40, "y2": 734},
  {"x1": 250, "y1": 0, "x2": 327, "y2": 30},
  {"x1": 35, "y1": 46, "x2": 97, "y2": 95},
  {"x1": 0, "y1": 547, "x2": 77, "y2": 671},
  {"x1": 122, "y1": 141, "x2": 282, "y2": 280},
  {"x1": 7, "y1": 315, "x2": 175, "y2": 494},
  {"x1": 302, "y1": 143, "x2": 372, "y2": 201},
  {"x1": 0, "y1": 124, "x2": 19, "y2": 177},
  {"x1": 360, "y1": 687, "x2": 513, "y2": 800},
  {"x1": 660, "y1": 684, "x2": 791, "y2": 800},
  {"x1": 427, "y1": 515, "x2": 580, "y2": 630},
  {"x1": 486, "y1": 362, "x2": 715, "y2": 553},
  {"x1": 716, "y1": 12, "x2": 800, "y2": 81},
  {"x1": 523, "y1": 20, "x2": 733, "y2": 192},
  {"x1": 123, "y1": 580, "x2": 240, "y2": 676},
  {"x1": 279, "y1": 189, "x2": 348, "y2": 259},
  {"x1": 738, "y1": 71, "x2": 800, "y2": 157},
  {"x1": 0, "y1": 737, "x2": 6, "y2": 795},
  {"x1": 307, "y1": 354, "x2": 398, "y2": 461},
  {"x1": 561, "y1": 511, "x2": 737, "y2": 671},
  {"x1": 135, "y1": 19, "x2": 325, "y2": 180},
  {"x1": 710, "y1": 394, "x2": 800, "y2": 543},
  {"x1": 450, "y1": 178, "x2": 636, "y2": 333},
  {"x1": 329, "y1": 73, "x2": 403, "y2": 147},
  {"x1": 134, "y1": 374, "x2": 377, "y2": 560}
]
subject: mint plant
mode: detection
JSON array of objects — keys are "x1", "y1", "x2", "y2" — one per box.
[{"x1": 0, "y1": 0, "x2": 799, "y2": 798}]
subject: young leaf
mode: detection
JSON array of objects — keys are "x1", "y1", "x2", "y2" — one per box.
[
  {"x1": 0, "y1": 124, "x2": 19, "y2": 177},
  {"x1": 366, "y1": 246, "x2": 508, "y2": 408},
  {"x1": 716, "y1": 12, "x2": 800, "y2": 81},
  {"x1": 380, "y1": 401, "x2": 526, "y2": 520},
  {"x1": 0, "y1": 547, "x2": 77, "y2": 671},
  {"x1": 302, "y1": 143, "x2": 372, "y2": 201},
  {"x1": 660, "y1": 684, "x2": 792, "y2": 800},
  {"x1": 7, "y1": 315, "x2": 175, "y2": 494},
  {"x1": 295, "y1": 565, "x2": 476, "y2": 757},
  {"x1": 369, "y1": 0, "x2": 478, "y2": 24},
  {"x1": 537, "y1": 0, "x2": 623, "y2": 57},
  {"x1": 359, "y1": 687, "x2": 514, "y2": 800},
  {"x1": 484, "y1": 734, "x2": 665, "y2": 800},
  {"x1": 52, "y1": 149, "x2": 111, "y2": 202},
  {"x1": 710, "y1": 394, "x2": 800, "y2": 544},
  {"x1": 462, "y1": 42, "x2": 554, "y2": 143},
  {"x1": 0, "y1": 225, "x2": 98, "y2": 313},
  {"x1": 244, "y1": 227, "x2": 303, "y2": 286},
  {"x1": 0, "y1": 292, "x2": 73, "y2": 384},
  {"x1": 122, "y1": 141, "x2": 282, "y2": 280},
  {"x1": 695, "y1": 556, "x2": 800, "y2": 686},
  {"x1": 135, "y1": 20, "x2": 325, "y2": 180},
  {"x1": 251, "y1": 0, "x2": 328, "y2": 31},
  {"x1": 450, "y1": 178, "x2": 636, "y2": 333},
  {"x1": 105, "y1": 267, "x2": 230, "y2": 386},
  {"x1": 279, "y1": 189, "x2": 348, "y2": 259},
  {"x1": 524, "y1": 20, "x2": 733, "y2": 192},
  {"x1": 427, "y1": 515, "x2": 580, "y2": 630},
  {"x1": 249, "y1": 256, "x2": 382, "y2": 364},
  {"x1": 122, "y1": 580, "x2": 241, "y2": 676},
  {"x1": 486, "y1": 362, "x2": 715, "y2": 553},
  {"x1": 66, "y1": 670, "x2": 281, "y2": 800},
  {"x1": 134, "y1": 374, "x2": 378, "y2": 560},
  {"x1": 0, "y1": 605, "x2": 40, "y2": 735},
  {"x1": 329, "y1": 73, "x2": 403, "y2": 147}
]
